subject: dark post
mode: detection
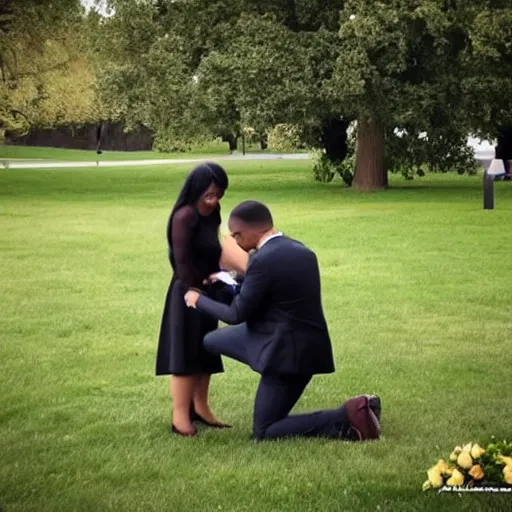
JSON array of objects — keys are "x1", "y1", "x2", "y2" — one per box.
[
  {"x1": 483, "y1": 170, "x2": 494, "y2": 209},
  {"x1": 483, "y1": 159, "x2": 506, "y2": 209}
]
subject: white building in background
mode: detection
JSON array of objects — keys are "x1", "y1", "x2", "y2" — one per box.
[{"x1": 467, "y1": 136, "x2": 496, "y2": 160}]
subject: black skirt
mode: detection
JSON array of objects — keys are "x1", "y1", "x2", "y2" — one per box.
[{"x1": 155, "y1": 277, "x2": 224, "y2": 376}]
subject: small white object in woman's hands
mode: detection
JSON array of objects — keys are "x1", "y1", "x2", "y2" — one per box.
[{"x1": 210, "y1": 271, "x2": 238, "y2": 286}]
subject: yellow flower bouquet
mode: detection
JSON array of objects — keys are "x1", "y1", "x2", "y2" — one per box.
[{"x1": 422, "y1": 439, "x2": 512, "y2": 491}]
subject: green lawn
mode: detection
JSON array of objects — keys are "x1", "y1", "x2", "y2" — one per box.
[
  {"x1": 1, "y1": 162, "x2": 511, "y2": 511},
  {"x1": 0, "y1": 141, "x2": 275, "y2": 162}
]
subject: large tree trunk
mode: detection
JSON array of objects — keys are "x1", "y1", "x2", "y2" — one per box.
[{"x1": 353, "y1": 118, "x2": 387, "y2": 191}]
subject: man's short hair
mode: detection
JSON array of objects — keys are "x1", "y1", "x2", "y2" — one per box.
[{"x1": 229, "y1": 200, "x2": 273, "y2": 227}]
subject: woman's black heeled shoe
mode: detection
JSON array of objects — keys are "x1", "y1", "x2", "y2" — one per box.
[
  {"x1": 190, "y1": 407, "x2": 232, "y2": 429},
  {"x1": 171, "y1": 424, "x2": 197, "y2": 437}
]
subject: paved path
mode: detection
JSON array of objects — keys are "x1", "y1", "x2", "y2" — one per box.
[
  {"x1": 0, "y1": 145, "x2": 497, "y2": 170},
  {"x1": 0, "y1": 153, "x2": 310, "y2": 170}
]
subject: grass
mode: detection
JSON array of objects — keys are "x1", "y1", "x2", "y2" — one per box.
[
  {"x1": 1, "y1": 161, "x2": 511, "y2": 512},
  {"x1": 0, "y1": 141, "x2": 282, "y2": 162}
]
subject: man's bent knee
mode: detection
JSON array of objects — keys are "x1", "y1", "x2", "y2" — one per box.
[
  {"x1": 203, "y1": 331, "x2": 221, "y2": 355},
  {"x1": 203, "y1": 325, "x2": 249, "y2": 365}
]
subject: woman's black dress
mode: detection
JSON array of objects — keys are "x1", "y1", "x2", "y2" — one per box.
[{"x1": 156, "y1": 206, "x2": 223, "y2": 376}]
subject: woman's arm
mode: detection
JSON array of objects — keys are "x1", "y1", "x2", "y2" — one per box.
[
  {"x1": 171, "y1": 207, "x2": 204, "y2": 288},
  {"x1": 219, "y1": 235, "x2": 249, "y2": 275}
]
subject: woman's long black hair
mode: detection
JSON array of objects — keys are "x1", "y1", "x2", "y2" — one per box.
[{"x1": 166, "y1": 162, "x2": 229, "y2": 266}]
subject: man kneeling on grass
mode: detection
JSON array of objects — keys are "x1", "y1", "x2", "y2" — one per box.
[{"x1": 185, "y1": 200, "x2": 381, "y2": 441}]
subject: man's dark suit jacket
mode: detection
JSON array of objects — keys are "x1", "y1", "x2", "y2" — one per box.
[{"x1": 196, "y1": 236, "x2": 335, "y2": 376}]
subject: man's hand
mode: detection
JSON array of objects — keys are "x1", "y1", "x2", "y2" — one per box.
[{"x1": 184, "y1": 290, "x2": 200, "y2": 309}]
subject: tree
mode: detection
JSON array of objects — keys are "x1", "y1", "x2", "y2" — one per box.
[
  {"x1": 189, "y1": 1, "x2": 480, "y2": 188},
  {"x1": 94, "y1": 1, "x2": 204, "y2": 149},
  {"x1": 321, "y1": 1, "x2": 475, "y2": 189},
  {"x1": 461, "y1": 1, "x2": 512, "y2": 139},
  {"x1": 0, "y1": 0, "x2": 100, "y2": 141},
  {"x1": 97, "y1": 1, "x2": 349, "y2": 152},
  {"x1": 96, "y1": 1, "x2": 511, "y2": 186}
]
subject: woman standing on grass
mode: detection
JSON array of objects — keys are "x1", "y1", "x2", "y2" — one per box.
[{"x1": 156, "y1": 162, "x2": 247, "y2": 436}]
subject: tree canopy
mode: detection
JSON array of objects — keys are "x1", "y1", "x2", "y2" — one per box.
[
  {"x1": 0, "y1": 0, "x2": 100, "y2": 141},
  {"x1": 3, "y1": 0, "x2": 511, "y2": 190}
]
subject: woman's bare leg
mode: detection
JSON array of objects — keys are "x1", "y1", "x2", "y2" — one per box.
[
  {"x1": 192, "y1": 374, "x2": 222, "y2": 424},
  {"x1": 170, "y1": 375, "x2": 196, "y2": 434}
]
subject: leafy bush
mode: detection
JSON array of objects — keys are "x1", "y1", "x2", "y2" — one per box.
[
  {"x1": 311, "y1": 150, "x2": 355, "y2": 186},
  {"x1": 153, "y1": 132, "x2": 191, "y2": 152},
  {"x1": 311, "y1": 150, "x2": 335, "y2": 183},
  {"x1": 386, "y1": 129, "x2": 479, "y2": 178},
  {"x1": 152, "y1": 129, "x2": 210, "y2": 153},
  {"x1": 267, "y1": 123, "x2": 303, "y2": 152},
  {"x1": 336, "y1": 152, "x2": 355, "y2": 186}
]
